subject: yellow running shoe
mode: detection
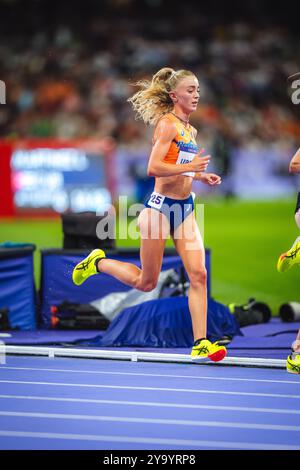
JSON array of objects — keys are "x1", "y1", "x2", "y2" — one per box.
[
  {"x1": 277, "y1": 238, "x2": 300, "y2": 273},
  {"x1": 72, "y1": 249, "x2": 106, "y2": 286},
  {"x1": 286, "y1": 353, "x2": 300, "y2": 374},
  {"x1": 191, "y1": 338, "x2": 227, "y2": 362}
]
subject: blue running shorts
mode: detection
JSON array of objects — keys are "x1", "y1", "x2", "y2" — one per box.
[{"x1": 144, "y1": 191, "x2": 195, "y2": 232}]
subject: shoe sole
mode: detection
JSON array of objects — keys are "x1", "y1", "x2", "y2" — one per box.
[
  {"x1": 208, "y1": 348, "x2": 227, "y2": 362},
  {"x1": 277, "y1": 253, "x2": 293, "y2": 272},
  {"x1": 277, "y1": 243, "x2": 300, "y2": 272},
  {"x1": 191, "y1": 357, "x2": 211, "y2": 364},
  {"x1": 191, "y1": 348, "x2": 227, "y2": 363}
]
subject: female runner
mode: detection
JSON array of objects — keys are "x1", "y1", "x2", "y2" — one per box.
[{"x1": 73, "y1": 67, "x2": 226, "y2": 362}]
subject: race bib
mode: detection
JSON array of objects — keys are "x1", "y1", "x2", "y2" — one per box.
[
  {"x1": 147, "y1": 191, "x2": 165, "y2": 209},
  {"x1": 176, "y1": 150, "x2": 195, "y2": 177}
]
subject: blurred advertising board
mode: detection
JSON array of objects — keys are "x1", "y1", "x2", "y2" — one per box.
[{"x1": 0, "y1": 138, "x2": 116, "y2": 217}]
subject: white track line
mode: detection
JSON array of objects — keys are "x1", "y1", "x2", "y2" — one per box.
[
  {"x1": 0, "y1": 394, "x2": 298, "y2": 415},
  {"x1": 1, "y1": 366, "x2": 298, "y2": 385},
  {"x1": 0, "y1": 379, "x2": 299, "y2": 399},
  {"x1": 1, "y1": 410, "x2": 300, "y2": 432},
  {"x1": 0, "y1": 430, "x2": 299, "y2": 450}
]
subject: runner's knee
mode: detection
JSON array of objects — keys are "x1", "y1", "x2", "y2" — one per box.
[
  {"x1": 135, "y1": 277, "x2": 158, "y2": 292},
  {"x1": 188, "y1": 266, "x2": 207, "y2": 286}
]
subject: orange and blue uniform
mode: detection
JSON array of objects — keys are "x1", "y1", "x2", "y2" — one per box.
[
  {"x1": 160, "y1": 113, "x2": 198, "y2": 177},
  {"x1": 145, "y1": 113, "x2": 198, "y2": 232}
]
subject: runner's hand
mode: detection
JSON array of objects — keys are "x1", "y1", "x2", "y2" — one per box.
[
  {"x1": 200, "y1": 173, "x2": 222, "y2": 185},
  {"x1": 189, "y1": 148, "x2": 210, "y2": 172}
]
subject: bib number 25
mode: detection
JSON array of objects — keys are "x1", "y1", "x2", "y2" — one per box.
[
  {"x1": 147, "y1": 192, "x2": 165, "y2": 209},
  {"x1": 150, "y1": 194, "x2": 163, "y2": 205}
]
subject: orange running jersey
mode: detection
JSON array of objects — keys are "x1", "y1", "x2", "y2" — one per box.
[{"x1": 158, "y1": 113, "x2": 198, "y2": 177}]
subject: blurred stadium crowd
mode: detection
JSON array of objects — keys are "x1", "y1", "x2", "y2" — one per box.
[{"x1": 1, "y1": 0, "x2": 300, "y2": 195}]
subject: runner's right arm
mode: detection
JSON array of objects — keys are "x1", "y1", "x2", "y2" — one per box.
[{"x1": 147, "y1": 119, "x2": 210, "y2": 177}]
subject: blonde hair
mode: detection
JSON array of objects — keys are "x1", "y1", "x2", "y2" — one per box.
[{"x1": 127, "y1": 67, "x2": 196, "y2": 125}]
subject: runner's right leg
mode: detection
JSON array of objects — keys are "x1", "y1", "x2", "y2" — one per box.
[{"x1": 73, "y1": 208, "x2": 169, "y2": 291}]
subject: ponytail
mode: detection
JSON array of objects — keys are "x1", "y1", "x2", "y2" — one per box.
[{"x1": 128, "y1": 67, "x2": 195, "y2": 125}]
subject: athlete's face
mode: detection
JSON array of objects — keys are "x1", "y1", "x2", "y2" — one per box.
[{"x1": 170, "y1": 76, "x2": 200, "y2": 113}]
